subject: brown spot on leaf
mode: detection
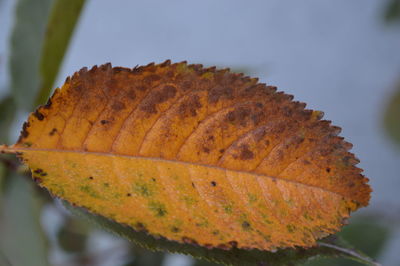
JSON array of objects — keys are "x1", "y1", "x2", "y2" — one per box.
[
  {"x1": 204, "y1": 243, "x2": 213, "y2": 249},
  {"x1": 135, "y1": 222, "x2": 147, "y2": 232},
  {"x1": 242, "y1": 221, "x2": 251, "y2": 230},
  {"x1": 217, "y1": 243, "x2": 230, "y2": 250},
  {"x1": 209, "y1": 86, "x2": 233, "y2": 103},
  {"x1": 43, "y1": 97, "x2": 53, "y2": 109},
  {"x1": 111, "y1": 101, "x2": 126, "y2": 111},
  {"x1": 326, "y1": 167, "x2": 331, "y2": 173},
  {"x1": 182, "y1": 236, "x2": 198, "y2": 245},
  {"x1": 239, "y1": 144, "x2": 254, "y2": 160},
  {"x1": 49, "y1": 128, "x2": 57, "y2": 136},
  {"x1": 141, "y1": 85, "x2": 177, "y2": 114},
  {"x1": 18, "y1": 122, "x2": 30, "y2": 142},
  {"x1": 34, "y1": 169, "x2": 43, "y2": 174},
  {"x1": 178, "y1": 94, "x2": 202, "y2": 118},
  {"x1": 228, "y1": 240, "x2": 238, "y2": 248},
  {"x1": 226, "y1": 106, "x2": 251, "y2": 126},
  {"x1": 203, "y1": 147, "x2": 210, "y2": 153},
  {"x1": 144, "y1": 74, "x2": 161, "y2": 84},
  {"x1": 171, "y1": 226, "x2": 181, "y2": 233},
  {"x1": 33, "y1": 110, "x2": 44, "y2": 121},
  {"x1": 126, "y1": 90, "x2": 136, "y2": 100},
  {"x1": 33, "y1": 177, "x2": 43, "y2": 184}
]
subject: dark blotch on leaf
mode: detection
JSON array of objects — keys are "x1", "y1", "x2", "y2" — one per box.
[
  {"x1": 217, "y1": 243, "x2": 230, "y2": 250},
  {"x1": 171, "y1": 226, "x2": 181, "y2": 233},
  {"x1": 149, "y1": 202, "x2": 167, "y2": 217},
  {"x1": 34, "y1": 169, "x2": 43, "y2": 174},
  {"x1": 203, "y1": 147, "x2": 210, "y2": 153},
  {"x1": 33, "y1": 177, "x2": 43, "y2": 184},
  {"x1": 228, "y1": 240, "x2": 238, "y2": 248},
  {"x1": 134, "y1": 183, "x2": 152, "y2": 197},
  {"x1": 182, "y1": 236, "x2": 198, "y2": 245},
  {"x1": 49, "y1": 128, "x2": 57, "y2": 136},
  {"x1": 209, "y1": 86, "x2": 233, "y2": 103},
  {"x1": 135, "y1": 222, "x2": 147, "y2": 232},
  {"x1": 111, "y1": 101, "x2": 126, "y2": 111},
  {"x1": 211, "y1": 181, "x2": 217, "y2": 187},
  {"x1": 141, "y1": 85, "x2": 177, "y2": 114},
  {"x1": 239, "y1": 144, "x2": 254, "y2": 160},
  {"x1": 242, "y1": 221, "x2": 251, "y2": 230},
  {"x1": 33, "y1": 110, "x2": 45, "y2": 121},
  {"x1": 18, "y1": 121, "x2": 30, "y2": 141},
  {"x1": 326, "y1": 167, "x2": 331, "y2": 173}
]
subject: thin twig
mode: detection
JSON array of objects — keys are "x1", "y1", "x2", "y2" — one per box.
[{"x1": 318, "y1": 242, "x2": 381, "y2": 266}]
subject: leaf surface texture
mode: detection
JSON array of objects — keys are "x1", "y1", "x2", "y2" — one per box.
[{"x1": 1, "y1": 61, "x2": 371, "y2": 251}]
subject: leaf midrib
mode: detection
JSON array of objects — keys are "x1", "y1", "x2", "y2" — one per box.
[{"x1": 7, "y1": 146, "x2": 347, "y2": 199}]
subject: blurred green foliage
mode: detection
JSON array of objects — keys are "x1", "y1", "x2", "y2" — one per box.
[
  {"x1": 57, "y1": 216, "x2": 90, "y2": 253},
  {"x1": 0, "y1": 173, "x2": 49, "y2": 266},
  {"x1": 384, "y1": 84, "x2": 400, "y2": 146},
  {"x1": 123, "y1": 246, "x2": 165, "y2": 266},
  {"x1": 385, "y1": 0, "x2": 400, "y2": 23},
  {"x1": 9, "y1": 0, "x2": 53, "y2": 110},
  {"x1": 0, "y1": 96, "x2": 15, "y2": 144},
  {"x1": 37, "y1": 0, "x2": 86, "y2": 105}
]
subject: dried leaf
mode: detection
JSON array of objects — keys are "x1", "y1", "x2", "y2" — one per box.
[{"x1": 0, "y1": 61, "x2": 371, "y2": 252}]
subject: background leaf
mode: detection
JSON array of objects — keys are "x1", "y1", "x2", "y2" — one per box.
[
  {"x1": 9, "y1": 0, "x2": 53, "y2": 110},
  {"x1": 384, "y1": 84, "x2": 400, "y2": 146},
  {"x1": 123, "y1": 245, "x2": 165, "y2": 266},
  {"x1": 36, "y1": 0, "x2": 86, "y2": 106},
  {"x1": 0, "y1": 173, "x2": 49, "y2": 266},
  {"x1": 0, "y1": 96, "x2": 16, "y2": 207},
  {"x1": 384, "y1": 0, "x2": 400, "y2": 23},
  {"x1": 0, "y1": 96, "x2": 16, "y2": 144}
]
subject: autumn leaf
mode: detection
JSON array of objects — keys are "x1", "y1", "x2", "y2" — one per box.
[{"x1": 0, "y1": 61, "x2": 371, "y2": 252}]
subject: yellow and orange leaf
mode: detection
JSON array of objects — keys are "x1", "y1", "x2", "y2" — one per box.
[{"x1": 0, "y1": 61, "x2": 371, "y2": 251}]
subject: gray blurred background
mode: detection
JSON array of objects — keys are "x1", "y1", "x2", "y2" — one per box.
[{"x1": 0, "y1": 0, "x2": 400, "y2": 265}]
